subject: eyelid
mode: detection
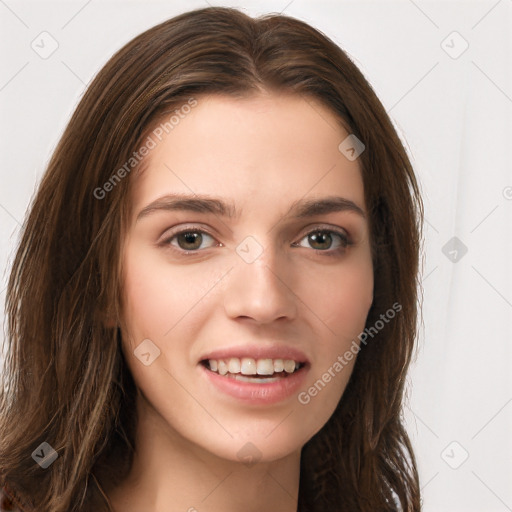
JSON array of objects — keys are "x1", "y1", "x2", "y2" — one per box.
[
  {"x1": 297, "y1": 223, "x2": 350, "y2": 239},
  {"x1": 159, "y1": 223, "x2": 217, "y2": 241},
  {"x1": 161, "y1": 222, "x2": 210, "y2": 232}
]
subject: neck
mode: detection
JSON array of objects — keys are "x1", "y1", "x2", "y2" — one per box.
[{"x1": 108, "y1": 391, "x2": 301, "y2": 512}]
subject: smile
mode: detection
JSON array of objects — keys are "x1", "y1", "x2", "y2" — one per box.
[
  {"x1": 199, "y1": 358, "x2": 309, "y2": 404},
  {"x1": 202, "y1": 357, "x2": 303, "y2": 382}
]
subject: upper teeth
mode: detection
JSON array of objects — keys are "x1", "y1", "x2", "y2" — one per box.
[{"x1": 207, "y1": 358, "x2": 300, "y2": 376}]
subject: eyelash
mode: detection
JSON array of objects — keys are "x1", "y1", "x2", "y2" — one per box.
[{"x1": 159, "y1": 225, "x2": 353, "y2": 258}]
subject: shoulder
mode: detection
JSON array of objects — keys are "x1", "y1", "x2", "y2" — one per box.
[{"x1": 0, "y1": 484, "x2": 27, "y2": 512}]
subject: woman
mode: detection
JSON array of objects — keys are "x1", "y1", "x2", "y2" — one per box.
[{"x1": 0, "y1": 6, "x2": 423, "y2": 511}]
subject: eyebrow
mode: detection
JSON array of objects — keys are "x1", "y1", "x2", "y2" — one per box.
[{"x1": 136, "y1": 193, "x2": 366, "y2": 222}]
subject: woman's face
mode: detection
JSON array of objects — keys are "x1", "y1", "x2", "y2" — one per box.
[{"x1": 120, "y1": 92, "x2": 373, "y2": 464}]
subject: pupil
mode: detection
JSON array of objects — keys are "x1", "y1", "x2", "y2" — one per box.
[
  {"x1": 310, "y1": 232, "x2": 331, "y2": 250},
  {"x1": 179, "y1": 232, "x2": 201, "y2": 250}
]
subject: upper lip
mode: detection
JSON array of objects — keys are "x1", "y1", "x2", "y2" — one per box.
[{"x1": 199, "y1": 344, "x2": 310, "y2": 364}]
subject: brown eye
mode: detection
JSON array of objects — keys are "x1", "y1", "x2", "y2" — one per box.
[
  {"x1": 163, "y1": 228, "x2": 217, "y2": 253},
  {"x1": 176, "y1": 231, "x2": 204, "y2": 250},
  {"x1": 293, "y1": 228, "x2": 351, "y2": 255}
]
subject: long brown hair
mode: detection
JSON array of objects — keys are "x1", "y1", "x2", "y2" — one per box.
[{"x1": 0, "y1": 6, "x2": 423, "y2": 511}]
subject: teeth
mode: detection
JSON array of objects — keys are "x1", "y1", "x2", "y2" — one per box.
[
  {"x1": 273, "y1": 359, "x2": 284, "y2": 372},
  {"x1": 206, "y1": 357, "x2": 302, "y2": 376},
  {"x1": 284, "y1": 360, "x2": 296, "y2": 373},
  {"x1": 233, "y1": 374, "x2": 282, "y2": 383},
  {"x1": 218, "y1": 360, "x2": 228, "y2": 376},
  {"x1": 240, "y1": 357, "x2": 257, "y2": 375},
  {"x1": 228, "y1": 358, "x2": 240, "y2": 373},
  {"x1": 256, "y1": 359, "x2": 274, "y2": 375}
]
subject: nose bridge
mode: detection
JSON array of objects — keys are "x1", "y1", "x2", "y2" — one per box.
[{"x1": 223, "y1": 234, "x2": 297, "y2": 323}]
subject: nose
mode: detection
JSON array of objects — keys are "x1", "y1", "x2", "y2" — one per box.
[{"x1": 223, "y1": 242, "x2": 298, "y2": 325}]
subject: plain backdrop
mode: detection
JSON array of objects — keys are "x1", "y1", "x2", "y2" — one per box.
[{"x1": 1, "y1": 1, "x2": 511, "y2": 511}]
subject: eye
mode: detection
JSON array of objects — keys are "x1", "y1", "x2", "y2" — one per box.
[
  {"x1": 293, "y1": 228, "x2": 352, "y2": 255},
  {"x1": 161, "y1": 227, "x2": 218, "y2": 253},
  {"x1": 160, "y1": 225, "x2": 352, "y2": 257}
]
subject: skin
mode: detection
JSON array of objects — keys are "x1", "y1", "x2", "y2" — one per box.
[{"x1": 109, "y1": 91, "x2": 374, "y2": 512}]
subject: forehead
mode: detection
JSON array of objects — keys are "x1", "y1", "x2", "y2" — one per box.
[{"x1": 129, "y1": 92, "x2": 365, "y2": 218}]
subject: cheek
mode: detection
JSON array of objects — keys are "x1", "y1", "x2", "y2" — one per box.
[
  {"x1": 121, "y1": 261, "x2": 170, "y2": 342},
  {"x1": 301, "y1": 257, "x2": 374, "y2": 344},
  {"x1": 119, "y1": 247, "x2": 215, "y2": 433},
  {"x1": 294, "y1": 255, "x2": 373, "y2": 413},
  {"x1": 120, "y1": 245, "x2": 207, "y2": 342}
]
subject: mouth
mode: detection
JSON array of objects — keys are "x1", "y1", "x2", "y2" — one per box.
[
  {"x1": 197, "y1": 345, "x2": 310, "y2": 404},
  {"x1": 200, "y1": 357, "x2": 307, "y2": 384}
]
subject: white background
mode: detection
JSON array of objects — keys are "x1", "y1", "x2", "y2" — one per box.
[{"x1": 1, "y1": 1, "x2": 511, "y2": 511}]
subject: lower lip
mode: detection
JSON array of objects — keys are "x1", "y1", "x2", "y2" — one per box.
[{"x1": 200, "y1": 364, "x2": 309, "y2": 405}]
